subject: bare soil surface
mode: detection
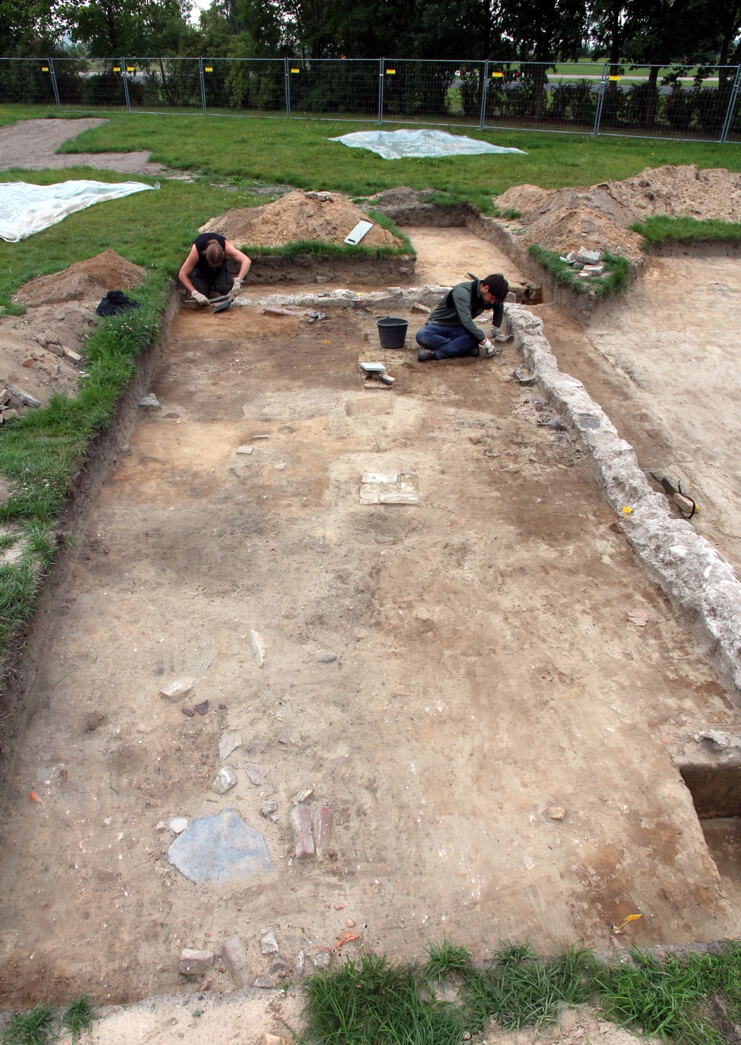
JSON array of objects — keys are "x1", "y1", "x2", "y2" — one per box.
[
  {"x1": 0, "y1": 118, "x2": 173, "y2": 176},
  {"x1": 536, "y1": 254, "x2": 741, "y2": 578},
  {"x1": 1, "y1": 120, "x2": 741, "y2": 1044},
  {"x1": 1, "y1": 247, "x2": 740, "y2": 1005}
]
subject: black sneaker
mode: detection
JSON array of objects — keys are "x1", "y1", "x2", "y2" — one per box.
[
  {"x1": 418, "y1": 349, "x2": 437, "y2": 362},
  {"x1": 468, "y1": 344, "x2": 480, "y2": 357}
]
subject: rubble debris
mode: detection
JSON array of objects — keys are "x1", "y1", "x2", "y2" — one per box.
[{"x1": 179, "y1": 948, "x2": 214, "y2": 976}]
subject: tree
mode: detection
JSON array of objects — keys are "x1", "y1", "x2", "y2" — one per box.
[
  {"x1": 499, "y1": 0, "x2": 587, "y2": 115},
  {"x1": 58, "y1": 0, "x2": 195, "y2": 55},
  {"x1": 1, "y1": 0, "x2": 62, "y2": 52}
]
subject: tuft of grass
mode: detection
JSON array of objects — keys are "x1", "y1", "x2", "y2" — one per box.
[
  {"x1": 2, "y1": 1003, "x2": 56, "y2": 1045},
  {"x1": 302, "y1": 953, "x2": 464, "y2": 1044},
  {"x1": 528, "y1": 243, "x2": 632, "y2": 298},
  {"x1": 594, "y1": 947, "x2": 739, "y2": 1045},
  {"x1": 461, "y1": 942, "x2": 597, "y2": 1032},
  {"x1": 425, "y1": 939, "x2": 473, "y2": 980},
  {"x1": 61, "y1": 995, "x2": 94, "y2": 1039},
  {"x1": 632, "y1": 214, "x2": 741, "y2": 248}
]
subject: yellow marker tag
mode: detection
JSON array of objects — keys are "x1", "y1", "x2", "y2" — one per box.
[
  {"x1": 127, "y1": 66, "x2": 134, "y2": 72},
  {"x1": 42, "y1": 66, "x2": 49, "y2": 71},
  {"x1": 615, "y1": 913, "x2": 642, "y2": 931},
  {"x1": 205, "y1": 66, "x2": 213, "y2": 72},
  {"x1": 491, "y1": 71, "x2": 503, "y2": 78},
  {"x1": 113, "y1": 66, "x2": 120, "y2": 72},
  {"x1": 609, "y1": 75, "x2": 622, "y2": 82},
  {"x1": 290, "y1": 68, "x2": 300, "y2": 74},
  {"x1": 386, "y1": 69, "x2": 396, "y2": 75},
  {"x1": 622, "y1": 506, "x2": 633, "y2": 515}
]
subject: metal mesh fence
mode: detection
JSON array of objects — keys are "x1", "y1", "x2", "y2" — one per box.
[
  {"x1": 203, "y1": 59, "x2": 284, "y2": 113},
  {"x1": 1, "y1": 55, "x2": 739, "y2": 143},
  {"x1": 0, "y1": 58, "x2": 58, "y2": 106},
  {"x1": 286, "y1": 59, "x2": 378, "y2": 117}
]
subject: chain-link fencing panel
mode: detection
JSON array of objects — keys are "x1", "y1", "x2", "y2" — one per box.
[
  {"x1": 480, "y1": 62, "x2": 603, "y2": 132},
  {"x1": 380, "y1": 59, "x2": 459, "y2": 121},
  {"x1": 0, "y1": 59, "x2": 57, "y2": 105},
  {"x1": 125, "y1": 58, "x2": 201, "y2": 111},
  {"x1": 201, "y1": 58, "x2": 284, "y2": 113},
  {"x1": 286, "y1": 59, "x2": 377, "y2": 118},
  {"x1": 594, "y1": 64, "x2": 737, "y2": 140},
  {"x1": 50, "y1": 58, "x2": 128, "y2": 108}
]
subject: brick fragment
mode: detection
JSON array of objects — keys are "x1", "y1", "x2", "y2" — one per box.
[
  {"x1": 179, "y1": 948, "x2": 214, "y2": 976},
  {"x1": 291, "y1": 803, "x2": 314, "y2": 858},
  {"x1": 221, "y1": 935, "x2": 249, "y2": 987},
  {"x1": 311, "y1": 803, "x2": 333, "y2": 858}
]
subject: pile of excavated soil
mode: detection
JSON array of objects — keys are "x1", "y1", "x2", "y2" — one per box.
[
  {"x1": 494, "y1": 164, "x2": 741, "y2": 262},
  {"x1": 14, "y1": 249, "x2": 146, "y2": 305},
  {"x1": 199, "y1": 189, "x2": 402, "y2": 249},
  {"x1": 2, "y1": 250, "x2": 146, "y2": 419}
]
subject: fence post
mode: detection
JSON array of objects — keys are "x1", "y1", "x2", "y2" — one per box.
[
  {"x1": 479, "y1": 61, "x2": 489, "y2": 129},
  {"x1": 720, "y1": 65, "x2": 741, "y2": 142},
  {"x1": 284, "y1": 58, "x2": 291, "y2": 117},
  {"x1": 120, "y1": 57, "x2": 131, "y2": 112},
  {"x1": 198, "y1": 57, "x2": 207, "y2": 114},
  {"x1": 593, "y1": 62, "x2": 608, "y2": 135},
  {"x1": 377, "y1": 57, "x2": 384, "y2": 123},
  {"x1": 47, "y1": 57, "x2": 61, "y2": 109}
]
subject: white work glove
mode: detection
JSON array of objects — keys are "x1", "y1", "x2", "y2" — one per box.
[
  {"x1": 231, "y1": 278, "x2": 243, "y2": 296},
  {"x1": 481, "y1": 337, "x2": 496, "y2": 358},
  {"x1": 191, "y1": 290, "x2": 209, "y2": 306}
]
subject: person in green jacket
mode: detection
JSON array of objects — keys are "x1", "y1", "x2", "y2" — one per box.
[{"x1": 416, "y1": 273, "x2": 508, "y2": 361}]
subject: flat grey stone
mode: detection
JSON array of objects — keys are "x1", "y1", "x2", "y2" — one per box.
[
  {"x1": 168, "y1": 808, "x2": 272, "y2": 883},
  {"x1": 211, "y1": 765, "x2": 237, "y2": 794}
]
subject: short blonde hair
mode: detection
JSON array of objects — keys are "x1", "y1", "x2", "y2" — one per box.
[{"x1": 205, "y1": 240, "x2": 225, "y2": 266}]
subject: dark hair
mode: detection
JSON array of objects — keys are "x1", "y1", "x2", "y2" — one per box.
[{"x1": 481, "y1": 274, "x2": 508, "y2": 300}]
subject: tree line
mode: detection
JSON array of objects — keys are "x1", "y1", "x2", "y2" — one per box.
[{"x1": 3, "y1": 0, "x2": 739, "y2": 76}]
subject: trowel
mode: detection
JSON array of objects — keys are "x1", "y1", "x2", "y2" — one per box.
[
  {"x1": 359, "y1": 360, "x2": 395, "y2": 387},
  {"x1": 209, "y1": 292, "x2": 234, "y2": 314}
]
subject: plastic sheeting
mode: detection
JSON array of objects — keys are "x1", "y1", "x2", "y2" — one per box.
[
  {"x1": 0, "y1": 179, "x2": 156, "y2": 242},
  {"x1": 330, "y1": 128, "x2": 527, "y2": 160}
]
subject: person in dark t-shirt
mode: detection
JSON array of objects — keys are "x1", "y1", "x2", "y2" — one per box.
[{"x1": 178, "y1": 233, "x2": 251, "y2": 306}]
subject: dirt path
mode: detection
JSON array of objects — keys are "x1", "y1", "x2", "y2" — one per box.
[{"x1": 0, "y1": 118, "x2": 174, "y2": 176}]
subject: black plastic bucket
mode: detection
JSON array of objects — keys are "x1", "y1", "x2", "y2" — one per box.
[{"x1": 376, "y1": 316, "x2": 408, "y2": 349}]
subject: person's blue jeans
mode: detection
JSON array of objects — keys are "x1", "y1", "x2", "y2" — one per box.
[{"x1": 415, "y1": 323, "x2": 479, "y2": 359}]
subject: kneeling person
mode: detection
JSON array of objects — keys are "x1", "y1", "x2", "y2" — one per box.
[
  {"x1": 416, "y1": 273, "x2": 508, "y2": 361},
  {"x1": 178, "y1": 233, "x2": 252, "y2": 306}
]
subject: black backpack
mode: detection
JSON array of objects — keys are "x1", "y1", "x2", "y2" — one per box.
[{"x1": 96, "y1": 290, "x2": 141, "y2": 317}]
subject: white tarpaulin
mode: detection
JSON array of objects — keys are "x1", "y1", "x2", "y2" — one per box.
[
  {"x1": 0, "y1": 179, "x2": 156, "y2": 242},
  {"x1": 330, "y1": 129, "x2": 527, "y2": 160}
]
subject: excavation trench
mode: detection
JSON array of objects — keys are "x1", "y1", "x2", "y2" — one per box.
[{"x1": 1, "y1": 224, "x2": 741, "y2": 1015}]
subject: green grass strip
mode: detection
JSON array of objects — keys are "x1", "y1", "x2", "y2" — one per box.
[
  {"x1": 300, "y1": 942, "x2": 741, "y2": 1044},
  {"x1": 528, "y1": 244, "x2": 632, "y2": 298},
  {"x1": 632, "y1": 214, "x2": 741, "y2": 248},
  {"x1": 303, "y1": 954, "x2": 464, "y2": 1044}
]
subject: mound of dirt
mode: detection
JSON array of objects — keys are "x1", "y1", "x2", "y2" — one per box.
[
  {"x1": 495, "y1": 164, "x2": 741, "y2": 262},
  {"x1": 199, "y1": 189, "x2": 402, "y2": 249},
  {"x1": 14, "y1": 249, "x2": 146, "y2": 305},
  {"x1": 2, "y1": 250, "x2": 146, "y2": 421}
]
